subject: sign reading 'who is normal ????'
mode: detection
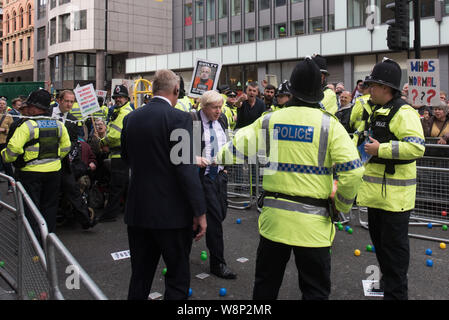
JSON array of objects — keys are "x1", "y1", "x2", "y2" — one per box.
[{"x1": 407, "y1": 59, "x2": 440, "y2": 107}]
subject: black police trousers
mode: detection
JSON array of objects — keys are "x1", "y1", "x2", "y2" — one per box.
[
  {"x1": 201, "y1": 171, "x2": 228, "y2": 268},
  {"x1": 253, "y1": 236, "x2": 331, "y2": 300},
  {"x1": 103, "y1": 158, "x2": 129, "y2": 219},
  {"x1": 61, "y1": 169, "x2": 91, "y2": 227},
  {"x1": 368, "y1": 208, "x2": 410, "y2": 300}
]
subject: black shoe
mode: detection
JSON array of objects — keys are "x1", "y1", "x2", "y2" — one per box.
[
  {"x1": 98, "y1": 214, "x2": 117, "y2": 223},
  {"x1": 210, "y1": 264, "x2": 237, "y2": 280},
  {"x1": 82, "y1": 208, "x2": 98, "y2": 230}
]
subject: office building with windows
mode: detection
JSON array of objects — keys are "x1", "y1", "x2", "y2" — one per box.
[
  {"x1": 1, "y1": 0, "x2": 34, "y2": 82},
  {"x1": 126, "y1": 0, "x2": 449, "y2": 95},
  {"x1": 34, "y1": 0, "x2": 172, "y2": 91}
]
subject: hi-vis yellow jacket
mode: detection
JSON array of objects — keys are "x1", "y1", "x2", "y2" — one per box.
[
  {"x1": 101, "y1": 102, "x2": 133, "y2": 159},
  {"x1": 321, "y1": 88, "x2": 338, "y2": 115},
  {"x1": 349, "y1": 94, "x2": 372, "y2": 133},
  {"x1": 218, "y1": 106, "x2": 364, "y2": 247},
  {"x1": 175, "y1": 96, "x2": 193, "y2": 112},
  {"x1": 1, "y1": 118, "x2": 71, "y2": 172},
  {"x1": 355, "y1": 101, "x2": 425, "y2": 212}
]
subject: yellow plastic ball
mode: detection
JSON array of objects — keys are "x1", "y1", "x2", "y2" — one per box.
[
  {"x1": 440, "y1": 243, "x2": 447, "y2": 250},
  {"x1": 354, "y1": 249, "x2": 361, "y2": 256},
  {"x1": 32, "y1": 256, "x2": 39, "y2": 263}
]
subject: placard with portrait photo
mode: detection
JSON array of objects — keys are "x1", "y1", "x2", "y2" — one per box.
[{"x1": 189, "y1": 59, "x2": 222, "y2": 98}]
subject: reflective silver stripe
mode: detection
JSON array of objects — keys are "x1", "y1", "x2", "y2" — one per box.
[
  {"x1": 61, "y1": 147, "x2": 71, "y2": 153},
  {"x1": 264, "y1": 198, "x2": 329, "y2": 218},
  {"x1": 337, "y1": 193, "x2": 355, "y2": 205},
  {"x1": 25, "y1": 146, "x2": 39, "y2": 152},
  {"x1": 363, "y1": 175, "x2": 417, "y2": 186},
  {"x1": 6, "y1": 148, "x2": 20, "y2": 158},
  {"x1": 227, "y1": 140, "x2": 246, "y2": 160},
  {"x1": 178, "y1": 101, "x2": 188, "y2": 112},
  {"x1": 262, "y1": 113, "x2": 274, "y2": 158},
  {"x1": 318, "y1": 113, "x2": 331, "y2": 167},
  {"x1": 109, "y1": 124, "x2": 122, "y2": 133},
  {"x1": 392, "y1": 141, "x2": 400, "y2": 159},
  {"x1": 56, "y1": 121, "x2": 63, "y2": 138},
  {"x1": 26, "y1": 121, "x2": 36, "y2": 140},
  {"x1": 27, "y1": 158, "x2": 59, "y2": 166},
  {"x1": 319, "y1": 102, "x2": 326, "y2": 110}
]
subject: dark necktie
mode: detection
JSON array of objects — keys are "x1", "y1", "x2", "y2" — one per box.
[{"x1": 208, "y1": 121, "x2": 218, "y2": 180}]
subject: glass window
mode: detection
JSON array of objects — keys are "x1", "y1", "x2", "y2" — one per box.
[
  {"x1": 74, "y1": 10, "x2": 87, "y2": 30},
  {"x1": 219, "y1": 32, "x2": 228, "y2": 46},
  {"x1": 231, "y1": 0, "x2": 241, "y2": 16},
  {"x1": 37, "y1": 27, "x2": 46, "y2": 51},
  {"x1": 445, "y1": 0, "x2": 449, "y2": 14},
  {"x1": 309, "y1": 17, "x2": 323, "y2": 33},
  {"x1": 218, "y1": 0, "x2": 228, "y2": 18},
  {"x1": 259, "y1": 0, "x2": 270, "y2": 10},
  {"x1": 420, "y1": 0, "x2": 434, "y2": 18},
  {"x1": 245, "y1": 28, "x2": 255, "y2": 42},
  {"x1": 185, "y1": 3, "x2": 193, "y2": 25},
  {"x1": 50, "y1": 0, "x2": 56, "y2": 9},
  {"x1": 76, "y1": 53, "x2": 88, "y2": 66},
  {"x1": 185, "y1": 38, "x2": 193, "y2": 50},
  {"x1": 207, "y1": 0, "x2": 215, "y2": 20},
  {"x1": 259, "y1": 25, "x2": 271, "y2": 40},
  {"x1": 6, "y1": 43, "x2": 9, "y2": 64},
  {"x1": 309, "y1": 0, "x2": 324, "y2": 33},
  {"x1": 38, "y1": 0, "x2": 47, "y2": 20},
  {"x1": 276, "y1": 0, "x2": 286, "y2": 6},
  {"x1": 231, "y1": 30, "x2": 241, "y2": 44},
  {"x1": 27, "y1": 36, "x2": 31, "y2": 60},
  {"x1": 291, "y1": 0, "x2": 304, "y2": 3},
  {"x1": 275, "y1": 23, "x2": 286, "y2": 38},
  {"x1": 19, "y1": 39, "x2": 23, "y2": 61},
  {"x1": 196, "y1": 36, "x2": 204, "y2": 49},
  {"x1": 59, "y1": 0, "x2": 70, "y2": 4},
  {"x1": 63, "y1": 53, "x2": 74, "y2": 81},
  {"x1": 347, "y1": 0, "x2": 369, "y2": 28},
  {"x1": 37, "y1": 59, "x2": 46, "y2": 82},
  {"x1": 291, "y1": 19, "x2": 304, "y2": 35},
  {"x1": 59, "y1": 14, "x2": 71, "y2": 42},
  {"x1": 328, "y1": 0, "x2": 335, "y2": 31},
  {"x1": 50, "y1": 18, "x2": 57, "y2": 45},
  {"x1": 12, "y1": 41, "x2": 16, "y2": 62},
  {"x1": 196, "y1": 0, "x2": 204, "y2": 23},
  {"x1": 245, "y1": 0, "x2": 255, "y2": 13},
  {"x1": 207, "y1": 35, "x2": 216, "y2": 48}
]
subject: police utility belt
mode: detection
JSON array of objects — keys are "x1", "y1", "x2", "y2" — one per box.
[{"x1": 258, "y1": 191, "x2": 338, "y2": 221}]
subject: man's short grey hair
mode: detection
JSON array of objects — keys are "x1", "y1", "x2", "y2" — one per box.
[
  {"x1": 200, "y1": 91, "x2": 223, "y2": 108},
  {"x1": 152, "y1": 69, "x2": 180, "y2": 95}
]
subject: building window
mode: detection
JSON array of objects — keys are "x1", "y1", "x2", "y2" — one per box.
[
  {"x1": 59, "y1": 14, "x2": 70, "y2": 42},
  {"x1": 50, "y1": 0, "x2": 56, "y2": 9},
  {"x1": 185, "y1": 3, "x2": 193, "y2": 25},
  {"x1": 185, "y1": 38, "x2": 193, "y2": 50},
  {"x1": 328, "y1": 0, "x2": 335, "y2": 31},
  {"x1": 6, "y1": 43, "x2": 9, "y2": 64},
  {"x1": 219, "y1": 32, "x2": 228, "y2": 46},
  {"x1": 59, "y1": 0, "x2": 70, "y2": 4},
  {"x1": 218, "y1": 0, "x2": 228, "y2": 18},
  {"x1": 37, "y1": 59, "x2": 46, "y2": 82},
  {"x1": 259, "y1": 25, "x2": 270, "y2": 40},
  {"x1": 231, "y1": 0, "x2": 241, "y2": 16},
  {"x1": 259, "y1": 0, "x2": 270, "y2": 10},
  {"x1": 63, "y1": 53, "x2": 74, "y2": 81},
  {"x1": 38, "y1": 0, "x2": 47, "y2": 21},
  {"x1": 12, "y1": 11, "x2": 16, "y2": 32},
  {"x1": 445, "y1": 0, "x2": 449, "y2": 14},
  {"x1": 74, "y1": 10, "x2": 87, "y2": 30},
  {"x1": 27, "y1": 36, "x2": 31, "y2": 60},
  {"x1": 196, "y1": 0, "x2": 204, "y2": 23},
  {"x1": 231, "y1": 30, "x2": 241, "y2": 44},
  {"x1": 19, "y1": 39, "x2": 23, "y2": 61},
  {"x1": 50, "y1": 18, "x2": 57, "y2": 45},
  {"x1": 28, "y1": 4, "x2": 32, "y2": 25},
  {"x1": 20, "y1": 8, "x2": 24, "y2": 29},
  {"x1": 348, "y1": 0, "x2": 369, "y2": 28},
  {"x1": 309, "y1": 16, "x2": 323, "y2": 33},
  {"x1": 245, "y1": 28, "x2": 255, "y2": 42},
  {"x1": 74, "y1": 53, "x2": 96, "y2": 81},
  {"x1": 245, "y1": 0, "x2": 255, "y2": 13},
  {"x1": 275, "y1": 23, "x2": 287, "y2": 38},
  {"x1": 292, "y1": 0, "x2": 304, "y2": 3},
  {"x1": 207, "y1": 0, "x2": 215, "y2": 21},
  {"x1": 6, "y1": 15, "x2": 10, "y2": 34},
  {"x1": 12, "y1": 41, "x2": 16, "y2": 62},
  {"x1": 196, "y1": 36, "x2": 204, "y2": 49},
  {"x1": 309, "y1": 0, "x2": 324, "y2": 33},
  {"x1": 275, "y1": 0, "x2": 286, "y2": 6},
  {"x1": 291, "y1": 19, "x2": 304, "y2": 35},
  {"x1": 207, "y1": 35, "x2": 216, "y2": 48}
]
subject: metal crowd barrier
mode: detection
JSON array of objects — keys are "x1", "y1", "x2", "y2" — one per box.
[
  {"x1": 0, "y1": 173, "x2": 107, "y2": 300},
  {"x1": 227, "y1": 164, "x2": 253, "y2": 210}
]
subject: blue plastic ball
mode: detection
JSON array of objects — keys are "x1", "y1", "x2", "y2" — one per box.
[
  {"x1": 372, "y1": 245, "x2": 375, "y2": 253},
  {"x1": 426, "y1": 249, "x2": 432, "y2": 256},
  {"x1": 345, "y1": 226, "x2": 350, "y2": 232},
  {"x1": 427, "y1": 223, "x2": 433, "y2": 229},
  {"x1": 188, "y1": 288, "x2": 193, "y2": 297},
  {"x1": 236, "y1": 219, "x2": 241, "y2": 224},
  {"x1": 426, "y1": 259, "x2": 433, "y2": 267},
  {"x1": 219, "y1": 288, "x2": 227, "y2": 296}
]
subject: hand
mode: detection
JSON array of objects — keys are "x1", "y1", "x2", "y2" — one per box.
[
  {"x1": 101, "y1": 145, "x2": 110, "y2": 153},
  {"x1": 193, "y1": 214, "x2": 207, "y2": 242},
  {"x1": 196, "y1": 156, "x2": 210, "y2": 168},
  {"x1": 0, "y1": 128, "x2": 6, "y2": 133},
  {"x1": 89, "y1": 162, "x2": 97, "y2": 171},
  {"x1": 364, "y1": 136, "x2": 380, "y2": 156},
  {"x1": 438, "y1": 137, "x2": 447, "y2": 145},
  {"x1": 330, "y1": 180, "x2": 338, "y2": 200}
]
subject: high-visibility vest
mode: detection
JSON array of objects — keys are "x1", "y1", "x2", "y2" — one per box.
[
  {"x1": 349, "y1": 94, "x2": 372, "y2": 133},
  {"x1": 321, "y1": 88, "x2": 338, "y2": 115},
  {"x1": 356, "y1": 98, "x2": 425, "y2": 212},
  {"x1": 101, "y1": 102, "x2": 133, "y2": 159},
  {"x1": 69, "y1": 102, "x2": 83, "y2": 120},
  {"x1": 218, "y1": 106, "x2": 364, "y2": 247},
  {"x1": 175, "y1": 96, "x2": 193, "y2": 112}
]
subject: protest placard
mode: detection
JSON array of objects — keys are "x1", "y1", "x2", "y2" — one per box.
[
  {"x1": 407, "y1": 59, "x2": 440, "y2": 106},
  {"x1": 189, "y1": 59, "x2": 222, "y2": 98},
  {"x1": 74, "y1": 83, "x2": 101, "y2": 118}
]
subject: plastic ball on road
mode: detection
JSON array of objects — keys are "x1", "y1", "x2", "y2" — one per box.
[
  {"x1": 442, "y1": 211, "x2": 447, "y2": 217},
  {"x1": 201, "y1": 253, "x2": 208, "y2": 261},
  {"x1": 366, "y1": 245, "x2": 373, "y2": 252},
  {"x1": 347, "y1": 228, "x2": 353, "y2": 234},
  {"x1": 426, "y1": 259, "x2": 433, "y2": 267},
  {"x1": 39, "y1": 292, "x2": 48, "y2": 300},
  {"x1": 443, "y1": 225, "x2": 448, "y2": 231},
  {"x1": 0, "y1": 261, "x2": 4, "y2": 268},
  {"x1": 32, "y1": 256, "x2": 39, "y2": 263},
  {"x1": 440, "y1": 243, "x2": 447, "y2": 250},
  {"x1": 345, "y1": 226, "x2": 350, "y2": 232},
  {"x1": 162, "y1": 268, "x2": 167, "y2": 276},
  {"x1": 338, "y1": 224, "x2": 344, "y2": 231},
  {"x1": 219, "y1": 288, "x2": 227, "y2": 297},
  {"x1": 354, "y1": 249, "x2": 361, "y2": 256},
  {"x1": 425, "y1": 249, "x2": 432, "y2": 256},
  {"x1": 371, "y1": 245, "x2": 375, "y2": 253},
  {"x1": 236, "y1": 219, "x2": 241, "y2": 224},
  {"x1": 188, "y1": 288, "x2": 193, "y2": 297},
  {"x1": 427, "y1": 223, "x2": 433, "y2": 229}
]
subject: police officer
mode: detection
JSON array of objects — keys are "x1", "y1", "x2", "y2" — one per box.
[
  {"x1": 357, "y1": 58, "x2": 425, "y2": 300},
  {"x1": 349, "y1": 78, "x2": 372, "y2": 133},
  {"x1": 175, "y1": 76, "x2": 193, "y2": 112},
  {"x1": 1, "y1": 89, "x2": 71, "y2": 235},
  {"x1": 271, "y1": 80, "x2": 292, "y2": 112},
  {"x1": 218, "y1": 58, "x2": 364, "y2": 300},
  {"x1": 312, "y1": 54, "x2": 339, "y2": 115},
  {"x1": 99, "y1": 85, "x2": 134, "y2": 222}
]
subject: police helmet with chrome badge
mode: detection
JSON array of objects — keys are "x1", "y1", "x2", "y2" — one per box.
[
  {"x1": 364, "y1": 57, "x2": 402, "y2": 92},
  {"x1": 112, "y1": 85, "x2": 129, "y2": 99},
  {"x1": 277, "y1": 80, "x2": 291, "y2": 97},
  {"x1": 23, "y1": 89, "x2": 52, "y2": 113},
  {"x1": 311, "y1": 54, "x2": 330, "y2": 76},
  {"x1": 287, "y1": 57, "x2": 324, "y2": 104}
]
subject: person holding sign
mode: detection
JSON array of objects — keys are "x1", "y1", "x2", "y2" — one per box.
[
  {"x1": 357, "y1": 58, "x2": 425, "y2": 300},
  {"x1": 421, "y1": 100, "x2": 449, "y2": 140},
  {"x1": 98, "y1": 85, "x2": 134, "y2": 222}
]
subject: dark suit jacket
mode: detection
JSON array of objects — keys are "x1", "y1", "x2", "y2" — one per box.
[{"x1": 121, "y1": 97, "x2": 207, "y2": 229}]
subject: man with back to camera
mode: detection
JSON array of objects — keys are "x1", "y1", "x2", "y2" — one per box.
[{"x1": 121, "y1": 69, "x2": 207, "y2": 300}]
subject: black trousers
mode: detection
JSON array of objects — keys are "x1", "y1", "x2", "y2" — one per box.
[
  {"x1": 104, "y1": 158, "x2": 129, "y2": 218},
  {"x1": 368, "y1": 208, "x2": 410, "y2": 300},
  {"x1": 0, "y1": 143, "x2": 14, "y2": 187},
  {"x1": 253, "y1": 236, "x2": 331, "y2": 300},
  {"x1": 16, "y1": 170, "x2": 61, "y2": 236},
  {"x1": 127, "y1": 226, "x2": 193, "y2": 300},
  {"x1": 61, "y1": 169, "x2": 91, "y2": 227},
  {"x1": 202, "y1": 172, "x2": 228, "y2": 267}
]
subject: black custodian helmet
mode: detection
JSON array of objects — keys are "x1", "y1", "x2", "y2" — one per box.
[
  {"x1": 277, "y1": 80, "x2": 291, "y2": 96},
  {"x1": 24, "y1": 89, "x2": 52, "y2": 112},
  {"x1": 112, "y1": 85, "x2": 129, "y2": 99},
  {"x1": 287, "y1": 57, "x2": 324, "y2": 104},
  {"x1": 364, "y1": 58, "x2": 402, "y2": 92},
  {"x1": 312, "y1": 54, "x2": 330, "y2": 76}
]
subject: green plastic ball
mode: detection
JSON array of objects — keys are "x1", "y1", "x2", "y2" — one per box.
[
  {"x1": 443, "y1": 225, "x2": 448, "y2": 231},
  {"x1": 201, "y1": 253, "x2": 208, "y2": 261},
  {"x1": 162, "y1": 268, "x2": 167, "y2": 276},
  {"x1": 280, "y1": 27, "x2": 285, "y2": 33},
  {"x1": 347, "y1": 228, "x2": 353, "y2": 234},
  {"x1": 366, "y1": 245, "x2": 373, "y2": 252},
  {"x1": 0, "y1": 261, "x2": 4, "y2": 268}
]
